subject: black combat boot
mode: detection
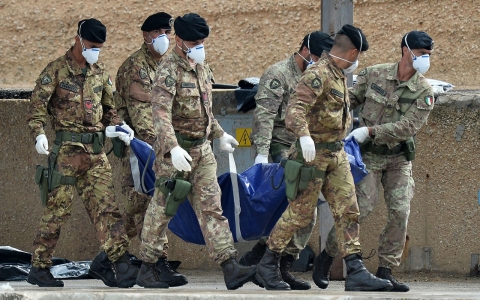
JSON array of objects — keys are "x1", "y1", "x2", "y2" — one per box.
[
  {"x1": 221, "y1": 258, "x2": 257, "y2": 290},
  {"x1": 344, "y1": 254, "x2": 393, "y2": 291},
  {"x1": 27, "y1": 266, "x2": 64, "y2": 287},
  {"x1": 255, "y1": 248, "x2": 291, "y2": 290},
  {"x1": 136, "y1": 262, "x2": 169, "y2": 288},
  {"x1": 113, "y1": 252, "x2": 139, "y2": 288},
  {"x1": 376, "y1": 267, "x2": 410, "y2": 292},
  {"x1": 312, "y1": 249, "x2": 334, "y2": 289},
  {"x1": 156, "y1": 256, "x2": 188, "y2": 287},
  {"x1": 239, "y1": 241, "x2": 267, "y2": 266},
  {"x1": 88, "y1": 251, "x2": 117, "y2": 287},
  {"x1": 280, "y1": 254, "x2": 311, "y2": 290}
]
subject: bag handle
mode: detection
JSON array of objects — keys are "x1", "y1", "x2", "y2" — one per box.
[{"x1": 228, "y1": 152, "x2": 244, "y2": 242}]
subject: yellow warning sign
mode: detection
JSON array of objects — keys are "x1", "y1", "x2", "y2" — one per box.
[{"x1": 235, "y1": 128, "x2": 252, "y2": 147}]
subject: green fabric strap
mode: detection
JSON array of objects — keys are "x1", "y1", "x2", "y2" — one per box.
[
  {"x1": 364, "y1": 143, "x2": 403, "y2": 155},
  {"x1": 56, "y1": 131, "x2": 95, "y2": 144},
  {"x1": 269, "y1": 142, "x2": 290, "y2": 157},
  {"x1": 175, "y1": 131, "x2": 206, "y2": 150}
]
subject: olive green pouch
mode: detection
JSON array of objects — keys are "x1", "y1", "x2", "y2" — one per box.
[
  {"x1": 284, "y1": 160, "x2": 303, "y2": 201},
  {"x1": 93, "y1": 132, "x2": 105, "y2": 154},
  {"x1": 112, "y1": 137, "x2": 125, "y2": 158},
  {"x1": 35, "y1": 165, "x2": 49, "y2": 207},
  {"x1": 165, "y1": 179, "x2": 192, "y2": 216},
  {"x1": 298, "y1": 166, "x2": 315, "y2": 191},
  {"x1": 404, "y1": 137, "x2": 416, "y2": 161}
]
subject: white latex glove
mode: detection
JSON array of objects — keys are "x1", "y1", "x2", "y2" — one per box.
[
  {"x1": 254, "y1": 154, "x2": 268, "y2": 164},
  {"x1": 219, "y1": 132, "x2": 239, "y2": 153},
  {"x1": 170, "y1": 146, "x2": 192, "y2": 172},
  {"x1": 120, "y1": 123, "x2": 135, "y2": 140},
  {"x1": 105, "y1": 125, "x2": 132, "y2": 146},
  {"x1": 346, "y1": 127, "x2": 369, "y2": 143},
  {"x1": 299, "y1": 135, "x2": 316, "y2": 162},
  {"x1": 35, "y1": 134, "x2": 49, "y2": 155}
]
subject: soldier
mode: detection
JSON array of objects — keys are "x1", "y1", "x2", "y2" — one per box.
[
  {"x1": 242, "y1": 31, "x2": 334, "y2": 290},
  {"x1": 111, "y1": 12, "x2": 188, "y2": 288},
  {"x1": 135, "y1": 13, "x2": 257, "y2": 289},
  {"x1": 26, "y1": 18, "x2": 138, "y2": 288},
  {"x1": 318, "y1": 30, "x2": 435, "y2": 292},
  {"x1": 254, "y1": 24, "x2": 393, "y2": 292}
]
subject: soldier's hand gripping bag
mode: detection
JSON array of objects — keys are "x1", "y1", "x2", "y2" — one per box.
[
  {"x1": 283, "y1": 160, "x2": 303, "y2": 201},
  {"x1": 35, "y1": 165, "x2": 49, "y2": 207},
  {"x1": 404, "y1": 136, "x2": 416, "y2": 161},
  {"x1": 165, "y1": 179, "x2": 192, "y2": 216}
]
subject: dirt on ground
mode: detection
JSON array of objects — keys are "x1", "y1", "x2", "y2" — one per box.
[{"x1": 0, "y1": 0, "x2": 477, "y2": 90}]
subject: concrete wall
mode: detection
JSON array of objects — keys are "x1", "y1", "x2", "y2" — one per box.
[{"x1": 1, "y1": 90, "x2": 480, "y2": 275}]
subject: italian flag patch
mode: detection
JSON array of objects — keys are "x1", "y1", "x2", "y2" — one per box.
[{"x1": 424, "y1": 96, "x2": 433, "y2": 106}]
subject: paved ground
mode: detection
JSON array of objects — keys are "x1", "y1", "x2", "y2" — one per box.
[{"x1": 2, "y1": 270, "x2": 480, "y2": 299}]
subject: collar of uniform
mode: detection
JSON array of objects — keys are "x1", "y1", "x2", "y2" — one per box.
[
  {"x1": 65, "y1": 48, "x2": 102, "y2": 76},
  {"x1": 323, "y1": 52, "x2": 345, "y2": 79},
  {"x1": 289, "y1": 53, "x2": 302, "y2": 77},
  {"x1": 141, "y1": 43, "x2": 159, "y2": 69},
  {"x1": 172, "y1": 49, "x2": 196, "y2": 71},
  {"x1": 389, "y1": 62, "x2": 419, "y2": 92}
]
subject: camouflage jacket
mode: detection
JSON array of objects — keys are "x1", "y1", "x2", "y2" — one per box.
[
  {"x1": 350, "y1": 62, "x2": 434, "y2": 148},
  {"x1": 286, "y1": 52, "x2": 350, "y2": 143},
  {"x1": 26, "y1": 48, "x2": 118, "y2": 138},
  {"x1": 251, "y1": 54, "x2": 302, "y2": 155},
  {"x1": 151, "y1": 50, "x2": 223, "y2": 159},
  {"x1": 115, "y1": 44, "x2": 158, "y2": 145}
]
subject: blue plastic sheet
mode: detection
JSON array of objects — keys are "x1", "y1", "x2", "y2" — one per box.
[
  {"x1": 168, "y1": 163, "x2": 288, "y2": 245},
  {"x1": 343, "y1": 138, "x2": 369, "y2": 184}
]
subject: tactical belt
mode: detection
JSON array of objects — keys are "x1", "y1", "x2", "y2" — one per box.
[
  {"x1": 315, "y1": 141, "x2": 343, "y2": 152},
  {"x1": 364, "y1": 143, "x2": 404, "y2": 155},
  {"x1": 175, "y1": 131, "x2": 206, "y2": 150},
  {"x1": 56, "y1": 131, "x2": 96, "y2": 144}
]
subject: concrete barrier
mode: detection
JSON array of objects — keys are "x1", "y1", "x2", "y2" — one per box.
[{"x1": 1, "y1": 89, "x2": 479, "y2": 275}]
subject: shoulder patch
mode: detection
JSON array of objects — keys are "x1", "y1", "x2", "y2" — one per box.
[
  {"x1": 358, "y1": 69, "x2": 367, "y2": 76},
  {"x1": 311, "y1": 78, "x2": 321, "y2": 89},
  {"x1": 270, "y1": 79, "x2": 281, "y2": 89},
  {"x1": 41, "y1": 75, "x2": 52, "y2": 85},
  {"x1": 108, "y1": 77, "x2": 113, "y2": 86},
  {"x1": 165, "y1": 75, "x2": 175, "y2": 87},
  {"x1": 139, "y1": 68, "x2": 148, "y2": 79},
  {"x1": 425, "y1": 96, "x2": 434, "y2": 106},
  {"x1": 371, "y1": 83, "x2": 387, "y2": 96}
]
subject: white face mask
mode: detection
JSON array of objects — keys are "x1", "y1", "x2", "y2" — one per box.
[
  {"x1": 298, "y1": 52, "x2": 314, "y2": 70},
  {"x1": 329, "y1": 53, "x2": 359, "y2": 74},
  {"x1": 148, "y1": 33, "x2": 169, "y2": 55},
  {"x1": 184, "y1": 42, "x2": 205, "y2": 64},
  {"x1": 80, "y1": 37, "x2": 100, "y2": 64},
  {"x1": 404, "y1": 33, "x2": 431, "y2": 74}
]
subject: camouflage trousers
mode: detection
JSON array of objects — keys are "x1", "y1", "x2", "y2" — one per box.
[
  {"x1": 32, "y1": 144, "x2": 129, "y2": 268},
  {"x1": 325, "y1": 152, "x2": 414, "y2": 268},
  {"x1": 258, "y1": 143, "x2": 316, "y2": 259},
  {"x1": 139, "y1": 142, "x2": 237, "y2": 265},
  {"x1": 267, "y1": 148, "x2": 361, "y2": 257},
  {"x1": 120, "y1": 150, "x2": 152, "y2": 240}
]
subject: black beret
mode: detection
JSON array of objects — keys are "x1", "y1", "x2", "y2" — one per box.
[
  {"x1": 141, "y1": 12, "x2": 173, "y2": 32},
  {"x1": 338, "y1": 24, "x2": 369, "y2": 51},
  {"x1": 303, "y1": 31, "x2": 334, "y2": 57},
  {"x1": 401, "y1": 30, "x2": 434, "y2": 50},
  {"x1": 174, "y1": 13, "x2": 209, "y2": 41},
  {"x1": 77, "y1": 18, "x2": 106, "y2": 43}
]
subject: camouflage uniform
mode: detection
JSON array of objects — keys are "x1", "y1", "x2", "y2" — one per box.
[
  {"x1": 251, "y1": 54, "x2": 316, "y2": 258},
  {"x1": 139, "y1": 50, "x2": 238, "y2": 265},
  {"x1": 26, "y1": 49, "x2": 129, "y2": 268},
  {"x1": 267, "y1": 52, "x2": 362, "y2": 257},
  {"x1": 325, "y1": 63, "x2": 434, "y2": 268},
  {"x1": 114, "y1": 44, "x2": 160, "y2": 244}
]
